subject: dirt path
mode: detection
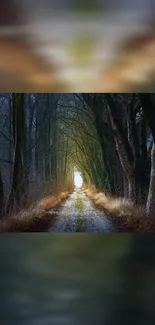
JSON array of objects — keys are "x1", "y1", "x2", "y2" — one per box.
[{"x1": 48, "y1": 190, "x2": 118, "y2": 232}]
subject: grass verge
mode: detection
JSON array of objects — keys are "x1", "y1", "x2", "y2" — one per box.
[
  {"x1": 85, "y1": 187, "x2": 155, "y2": 232},
  {"x1": 0, "y1": 191, "x2": 70, "y2": 232},
  {"x1": 75, "y1": 191, "x2": 85, "y2": 232}
]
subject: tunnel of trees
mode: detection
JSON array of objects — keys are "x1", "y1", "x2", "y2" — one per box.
[{"x1": 0, "y1": 93, "x2": 155, "y2": 218}]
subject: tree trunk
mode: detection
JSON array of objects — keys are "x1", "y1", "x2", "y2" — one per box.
[
  {"x1": 0, "y1": 169, "x2": 3, "y2": 217},
  {"x1": 146, "y1": 142, "x2": 155, "y2": 217},
  {"x1": 107, "y1": 100, "x2": 136, "y2": 201},
  {"x1": 140, "y1": 94, "x2": 155, "y2": 142},
  {"x1": 7, "y1": 94, "x2": 24, "y2": 213},
  {"x1": 82, "y1": 94, "x2": 115, "y2": 194},
  {"x1": 114, "y1": 125, "x2": 136, "y2": 200},
  {"x1": 105, "y1": 94, "x2": 137, "y2": 200}
]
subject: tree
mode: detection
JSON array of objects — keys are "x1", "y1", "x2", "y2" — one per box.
[
  {"x1": 0, "y1": 168, "x2": 3, "y2": 216},
  {"x1": 0, "y1": 92, "x2": 155, "y2": 219},
  {"x1": 139, "y1": 94, "x2": 155, "y2": 142},
  {"x1": 140, "y1": 94, "x2": 155, "y2": 216},
  {"x1": 7, "y1": 94, "x2": 25, "y2": 213}
]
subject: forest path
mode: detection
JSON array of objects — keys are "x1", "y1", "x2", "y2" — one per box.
[{"x1": 48, "y1": 190, "x2": 117, "y2": 232}]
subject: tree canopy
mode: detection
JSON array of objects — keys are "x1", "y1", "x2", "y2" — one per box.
[{"x1": 0, "y1": 93, "x2": 155, "y2": 219}]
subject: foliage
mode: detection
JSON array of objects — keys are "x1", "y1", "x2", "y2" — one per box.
[{"x1": 0, "y1": 92, "x2": 155, "y2": 227}]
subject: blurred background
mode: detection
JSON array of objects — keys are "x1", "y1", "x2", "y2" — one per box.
[
  {"x1": 0, "y1": 0, "x2": 155, "y2": 92},
  {"x1": 1, "y1": 234, "x2": 155, "y2": 325}
]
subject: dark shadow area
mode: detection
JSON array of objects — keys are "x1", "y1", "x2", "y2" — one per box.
[{"x1": 0, "y1": 234, "x2": 155, "y2": 324}]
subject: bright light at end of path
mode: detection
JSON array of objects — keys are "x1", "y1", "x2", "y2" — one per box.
[{"x1": 74, "y1": 172, "x2": 83, "y2": 188}]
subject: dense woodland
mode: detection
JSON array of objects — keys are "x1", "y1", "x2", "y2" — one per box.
[{"x1": 0, "y1": 93, "x2": 155, "y2": 220}]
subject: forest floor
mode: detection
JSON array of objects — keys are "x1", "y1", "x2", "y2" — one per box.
[
  {"x1": 3, "y1": 189, "x2": 151, "y2": 232},
  {"x1": 48, "y1": 190, "x2": 125, "y2": 232}
]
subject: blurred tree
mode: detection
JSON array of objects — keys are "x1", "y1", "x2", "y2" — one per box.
[{"x1": 0, "y1": 0, "x2": 23, "y2": 26}]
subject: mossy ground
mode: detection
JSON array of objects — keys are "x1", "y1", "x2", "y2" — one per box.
[{"x1": 75, "y1": 191, "x2": 85, "y2": 232}]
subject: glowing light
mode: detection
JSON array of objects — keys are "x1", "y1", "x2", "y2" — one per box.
[{"x1": 74, "y1": 171, "x2": 83, "y2": 188}]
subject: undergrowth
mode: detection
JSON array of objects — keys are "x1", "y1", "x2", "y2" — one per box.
[
  {"x1": 0, "y1": 191, "x2": 70, "y2": 232},
  {"x1": 85, "y1": 186, "x2": 155, "y2": 232}
]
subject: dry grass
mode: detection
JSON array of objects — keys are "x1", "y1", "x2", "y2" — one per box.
[
  {"x1": 85, "y1": 187, "x2": 155, "y2": 232},
  {"x1": 98, "y1": 34, "x2": 155, "y2": 92},
  {"x1": 0, "y1": 38, "x2": 64, "y2": 92},
  {"x1": 0, "y1": 191, "x2": 70, "y2": 232},
  {"x1": 38, "y1": 191, "x2": 69, "y2": 211}
]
